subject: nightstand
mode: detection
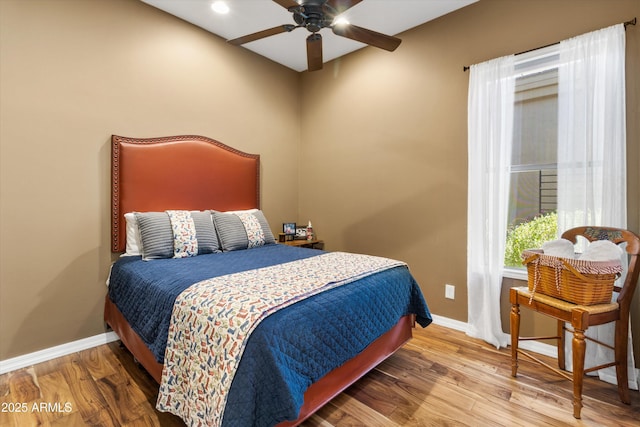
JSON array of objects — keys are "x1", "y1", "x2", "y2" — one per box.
[{"x1": 283, "y1": 239, "x2": 324, "y2": 249}]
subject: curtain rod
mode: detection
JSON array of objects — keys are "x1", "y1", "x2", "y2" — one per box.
[{"x1": 462, "y1": 17, "x2": 636, "y2": 72}]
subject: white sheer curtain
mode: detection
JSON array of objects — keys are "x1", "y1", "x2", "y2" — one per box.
[
  {"x1": 466, "y1": 55, "x2": 515, "y2": 349},
  {"x1": 556, "y1": 24, "x2": 637, "y2": 389}
]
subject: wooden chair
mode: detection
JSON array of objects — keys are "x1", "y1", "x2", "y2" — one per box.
[{"x1": 510, "y1": 226, "x2": 640, "y2": 418}]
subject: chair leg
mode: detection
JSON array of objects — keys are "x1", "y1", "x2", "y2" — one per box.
[
  {"x1": 557, "y1": 320, "x2": 565, "y2": 370},
  {"x1": 572, "y1": 328, "x2": 586, "y2": 419},
  {"x1": 614, "y1": 318, "x2": 631, "y2": 404},
  {"x1": 510, "y1": 302, "x2": 520, "y2": 377}
]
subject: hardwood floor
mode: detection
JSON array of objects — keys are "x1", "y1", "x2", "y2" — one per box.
[{"x1": 1, "y1": 323, "x2": 638, "y2": 426}]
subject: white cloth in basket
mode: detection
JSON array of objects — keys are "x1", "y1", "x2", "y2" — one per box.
[
  {"x1": 579, "y1": 240, "x2": 623, "y2": 261},
  {"x1": 542, "y1": 239, "x2": 575, "y2": 258}
]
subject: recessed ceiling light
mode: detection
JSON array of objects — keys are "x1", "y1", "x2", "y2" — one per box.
[{"x1": 211, "y1": 1, "x2": 229, "y2": 14}]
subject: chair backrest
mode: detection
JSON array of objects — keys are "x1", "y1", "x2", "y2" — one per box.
[{"x1": 561, "y1": 226, "x2": 640, "y2": 313}]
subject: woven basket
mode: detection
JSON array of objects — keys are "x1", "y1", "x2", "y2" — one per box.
[{"x1": 521, "y1": 249, "x2": 622, "y2": 305}]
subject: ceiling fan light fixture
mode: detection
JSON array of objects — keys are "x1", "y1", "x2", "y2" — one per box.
[
  {"x1": 332, "y1": 16, "x2": 350, "y2": 26},
  {"x1": 211, "y1": 1, "x2": 230, "y2": 15},
  {"x1": 228, "y1": 0, "x2": 400, "y2": 71}
]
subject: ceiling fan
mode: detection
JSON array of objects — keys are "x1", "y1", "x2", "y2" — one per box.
[{"x1": 227, "y1": 0, "x2": 402, "y2": 71}]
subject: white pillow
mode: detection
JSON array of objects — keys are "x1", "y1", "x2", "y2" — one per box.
[{"x1": 123, "y1": 212, "x2": 142, "y2": 256}]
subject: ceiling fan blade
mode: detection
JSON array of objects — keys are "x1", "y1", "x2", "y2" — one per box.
[
  {"x1": 272, "y1": 0, "x2": 300, "y2": 10},
  {"x1": 307, "y1": 33, "x2": 323, "y2": 71},
  {"x1": 324, "y1": 0, "x2": 363, "y2": 16},
  {"x1": 332, "y1": 24, "x2": 401, "y2": 51},
  {"x1": 228, "y1": 25, "x2": 296, "y2": 46}
]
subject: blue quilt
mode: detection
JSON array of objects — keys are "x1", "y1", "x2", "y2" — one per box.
[{"x1": 108, "y1": 244, "x2": 431, "y2": 426}]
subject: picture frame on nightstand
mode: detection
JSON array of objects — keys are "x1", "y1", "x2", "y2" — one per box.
[
  {"x1": 295, "y1": 226, "x2": 307, "y2": 240},
  {"x1": 283, "y1": 223, "x2": 296, "y2": 241}
]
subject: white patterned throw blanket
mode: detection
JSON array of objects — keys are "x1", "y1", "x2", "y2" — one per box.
[{"x1": 156, "y1": 251, "x2": 406, "y2": 426}]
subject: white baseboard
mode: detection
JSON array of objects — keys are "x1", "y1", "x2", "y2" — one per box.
[
  {"x1": 430, "y1": 313, "x2": 468, "y2": 332},
  {"x1": 518, "y1": 339, "x2": 558, "y2": 357},
  {"x1": 430, "y1": 314, "x2": 557, "y2": 358},
  {"x1": 0, "y1": 331, "x2": 119, "y2": 375}
]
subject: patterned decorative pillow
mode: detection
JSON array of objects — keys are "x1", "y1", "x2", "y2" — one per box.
[
  {"x1": 212, "y1": 209, "x2": 276, "y2": 251},
  {"x1": 134, "y1": 211, "x2": 220, "y2": 260},
  {"x1": 166, "y1": 210, "x2": 198, "y2": 258}
]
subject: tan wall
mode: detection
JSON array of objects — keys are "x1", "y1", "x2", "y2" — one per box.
[
  {"x1": 298, "y1": 0, "x2": 640, "y2": 361},
  {"x1": 0, "y1": 0, "x2": 300, "y2": 360},
  {"x1": 1, "y1": 0, "x2": 638, "y2": 365}
]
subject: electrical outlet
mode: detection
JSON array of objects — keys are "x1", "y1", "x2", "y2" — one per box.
[{"x1": 445, "y1": 284, "x2": 455, "y2": 300}]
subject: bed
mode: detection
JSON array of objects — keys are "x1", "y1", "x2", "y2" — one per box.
[{"x1": 104, "y1": 134, "x2": 432, "y2": 426}]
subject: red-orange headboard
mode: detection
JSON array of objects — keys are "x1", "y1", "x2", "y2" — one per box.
[{"x1": 111, "y1": 135, "x2": 260, "y2": 252}]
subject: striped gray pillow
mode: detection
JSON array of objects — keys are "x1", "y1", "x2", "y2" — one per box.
[
  {"x1": 212, "y1": 209, "x2": 275, "y2": 251},
  {"x1": 135, "y1": 211, "x2": 220, "y2": 259},
  {"x1": 135, "y1": 212, "x2": 173, "y2": 259},
  {"x1": 190, "y1": 211, "x2": 220, "y2": 254}
]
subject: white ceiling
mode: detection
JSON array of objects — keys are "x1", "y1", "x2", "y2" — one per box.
[{"x1": 141, "y1": 0, "x2": 478, "y2": 72}]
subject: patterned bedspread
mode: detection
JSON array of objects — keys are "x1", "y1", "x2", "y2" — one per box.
[
  {"x1": 108, "y1": 245, "x2": 431, "y2": 427},
  {"x1": 156, "y1": 252, "x2": 408, "y2": 426}
]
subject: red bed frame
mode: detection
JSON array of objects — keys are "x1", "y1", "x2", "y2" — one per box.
[{"x1": 105, "y1": 134, "x2": 414, "y2": 426}]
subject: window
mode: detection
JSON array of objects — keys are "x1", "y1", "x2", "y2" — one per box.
[
  {"x1": 504, "y1": 47, "x2": 559, "y2": 268},
  {"x1": 510, "y1": 70, "x2": 557, "y2": 222}
]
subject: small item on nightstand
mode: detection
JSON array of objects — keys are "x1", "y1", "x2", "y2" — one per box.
[{"x1": 306, "y1": 221, "x2": 314, "y2": 241}]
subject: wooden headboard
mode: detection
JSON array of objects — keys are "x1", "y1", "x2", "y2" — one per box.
[{"x1": 111, "y1": 135, "x2": 260, "y2": 252}]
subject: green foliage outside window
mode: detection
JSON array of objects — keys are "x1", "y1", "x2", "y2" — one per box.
[{"x1": 504, "y1": 212, "x2": 558, "y2": 267}]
